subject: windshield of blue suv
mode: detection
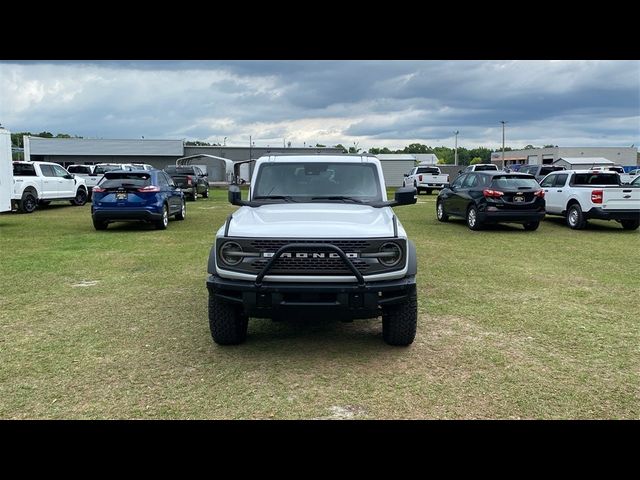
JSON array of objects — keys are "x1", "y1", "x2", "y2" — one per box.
[
  {"x1": 99, "y1": 172, "x2": 152, "y2": 189},
  {"x1": 253, "y1": 162, "x2": 382, "y2": 202}
]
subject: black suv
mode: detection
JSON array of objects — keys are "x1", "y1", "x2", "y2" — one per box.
[
  {"x1": 436, "y1": 171, "x2": 546, "y2": 230},
  {"x1": 163, "y1": 165, "x2": 209, "y2": 201}
]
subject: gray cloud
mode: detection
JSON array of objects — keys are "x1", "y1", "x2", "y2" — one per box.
[{"x1": 0, "y1": 60, "x2": 638, "y2": 150}]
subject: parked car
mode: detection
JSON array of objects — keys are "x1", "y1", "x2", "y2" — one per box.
[
  {"x1": 11, "y1": 161, "x2": 88, "y2": 213},
  {"x1": 93, "y1": 163, "x2": 133, "y2": 175},
  {"x1": 403, "y1": 165, "x2": 449, "y2": 194},
  {"x1": 163, "y1": 165, "x2": 209, "y2": 201},
  {"x1": 458, "y1": 163, "x2": 499, "y2": 174},
  {"x1": 518, "y1": 164, "x2": 566, "y2": 183},
  {"x1": 539, "y1": 170, "x2": 640, "y2": 230},
  {"x1": 91, "y1": 169, "x2": 186, "y2": 230},
  {"x1": 436, "y1": 171, "x2": 545, "y2": 230},
  {"x1": 67, "y1": 164, "x2": 102, "y2": 198}
]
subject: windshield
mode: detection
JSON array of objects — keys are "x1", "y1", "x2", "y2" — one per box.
[
  {"x1": 416, "y1": 167, "x2": 440, "y2": 174},
  {"x1": 67, "y1": 165, "x2": 92, "y2": 174},
  {"x1": 165, "y1": 166, "x2": 195, "y2": 174},
  {"x1": 490, "y1": 175, "x2": 540, "y2": 189},
  {"x1": 253, "y1": 162, "x2": 382, "y2": 201},
  {"x1": 572, "y1": 173, "x2": 620, "y2": 186},
  {"x1": 99, "y1": 172, "x2": 152, "y2": 188},
  {"x1": 632, "y1": 176, "x2": 640, "y2": 186},
  {"x1": 475, "y1": 165, "x2": 498, "y2": 171},
  {"x1": 94, "y1": 165, "x2": 123, "y2": 174}
]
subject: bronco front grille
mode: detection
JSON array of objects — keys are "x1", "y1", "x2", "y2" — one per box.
[
  {"x1": 249, "y1": 239, "x2": 371, "y2": 251},
  {"x1": 251, "y1": 257, "x2": 370, "y2": 275}
]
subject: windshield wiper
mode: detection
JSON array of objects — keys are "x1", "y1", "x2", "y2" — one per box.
[
  {"x1": 310, "y1": 196, "x2": 365, "y2": 204},
  {"x1": 252, "y1": 195, "x2": 297, "y2": 202}
]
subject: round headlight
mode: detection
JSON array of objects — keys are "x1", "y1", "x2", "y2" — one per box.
[
  {"x1": 378, "y1": 242, "x2": 402, "y2": 267},
  {"x1": 220, "y1": 241, "x2": 243, "y2": 266}
]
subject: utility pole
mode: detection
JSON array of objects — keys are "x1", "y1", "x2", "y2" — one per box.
[
  {"x1": 453, "y1": 130, "x2": 459, "y2": 166},
  {"x1": 249, "y1": 135, "x2": 252, "y2": 162},
  {"x1": 500, "y1": 121, "x2": 507, "y2": 168}
]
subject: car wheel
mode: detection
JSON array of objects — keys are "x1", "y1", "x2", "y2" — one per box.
[
  {"x1": 523, "y1": 221, "x2": 540, "y2": 231},
  {"x1": 155, "y1": 204, "x2": 169, "y2": 230},
  {"x1": 192, "y1": 190, "x2": 198, "y2": 201},
  {"x1": 425, "y1": 189, "x2": 432, "y2": 195},
  {"x1": 203, "y1": 187, "x2": 209, "y2": 198},
  {"x1": 92, "y1": 218, "x2": 108, "y2": 230},
  {"x1": 70, "y1": 188, "x2": 88, "y2": 206},
  {"x1": 620, "y1": 219, "x2": 639, "y2": 230},
  {"x1": 566, "y1": 204, "x2": 586, "y2": 230},
  {"x1": 436, "y1": 200, "x2": 449, "y2": 222},
  {"x1": 382, "y1": 290, "x2": 417, "y2": 346},
  {"x1": 175, "y1": 199, "x2": 186, "y2": 220},
  {"x1": 18, "y1": 190, "x2": 38, "y2": 214},
  {"x1": 209, "y1": 291, "x2": 248, "y2": 345},
  {"x1": 466, "y1": 205, "x2": 483, "y2": 230}
]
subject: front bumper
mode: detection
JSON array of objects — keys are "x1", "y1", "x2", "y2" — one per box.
[
  {"x1": 585, "y1": 208, "x2": 640, "y2": 221},
  {"x1": 207, "y1": 274, "x2": 417, "y2": 319}
]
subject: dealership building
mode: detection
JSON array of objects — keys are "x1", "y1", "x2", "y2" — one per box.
[
  {"x1": 23, "y1": 136, "x2": 345, "y2": 182},
  {"x1": 490, "y1": 146, "x2": 638, "y2": 170}
]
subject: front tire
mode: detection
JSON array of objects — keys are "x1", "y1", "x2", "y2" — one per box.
[
  {"x1": 466, "y1": 205, "x2": 483, "y2": 230},
  {"x1": 155, "y1": 204, "x2": 169, "y2": 230},
  {"x1": 202, "y1": 187, "x2": 209, "y2": 198},
  {"x1": 208, "y1": 292, "x2": 248, "y2": 345},
  {"x1": 382, "y1": 291, "x2": 417, "y2": 346},
  {"x1": 621, "y1": 219, "x2": 639, "y2": 230},
  {"x1": 436, "y1": 200, "x2": 449, "y2": 222},
  {"x1": 93, "y1": 218, "x2": 108, "y2": 230},
  {"x1": 566, "y1": 204, "x2": 586, "y2": 230},
  {"x1": 70, "y1": 188, "x2": 88, "y2": 206},
  {"x1": 523, "y1": 221, "x2": 540, "y2": 231}
]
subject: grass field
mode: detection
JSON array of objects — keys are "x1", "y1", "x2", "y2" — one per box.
[{"x1": 0, "y1": 189, "x2": 638, "y2": 419}]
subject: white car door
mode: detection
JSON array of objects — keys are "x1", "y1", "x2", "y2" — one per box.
[
  {"x1": 52, "y1": 164, "x2": 75, "y2": 198},
  {"x1": 38, "y1": 164, "x2": 60, "y2": 198},
  {"x1": 541, "y1": 172, "x2": 569, "y2": 213}
]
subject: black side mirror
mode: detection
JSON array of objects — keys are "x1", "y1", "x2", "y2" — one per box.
[
  {"x1": 228, "y1": 184, "x2": 243, "y2": 205},
  {"x1": 458, "y1": 170, "x2": 463, "y2": 174},
  {"x1": 64, "y1": 174, "x2": 74, "y2": 179},
  {"x1": 403, "y1": 173, "x2": 408, "y2": 177},
  {"x1": 393, "y1": 186, "x2": 417, "y2": 206}
]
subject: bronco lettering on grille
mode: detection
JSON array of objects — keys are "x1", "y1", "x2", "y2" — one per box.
[{"x1": 263, "y1": 252, "x2": 359, "y2": 259}]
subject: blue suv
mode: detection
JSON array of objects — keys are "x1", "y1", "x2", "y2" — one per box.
[{"x1": 91, "y1": 169, "x2": 186, "y2": 230}]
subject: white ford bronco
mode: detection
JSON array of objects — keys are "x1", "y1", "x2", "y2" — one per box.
[{"x1": 206, "y1": 155, "x2": 419, "y2": 346}]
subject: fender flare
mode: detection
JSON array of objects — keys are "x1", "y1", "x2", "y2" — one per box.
[
  {"x1": 406, "y1": 239, "x2": 417, "y2": 276},
  {"x1": 207, "y1": 244, "x2": 217, "y2": 275}
]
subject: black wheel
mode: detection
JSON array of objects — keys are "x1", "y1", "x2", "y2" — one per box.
[
  {"x1": 70, "y1": 188, "x2": 88, "y2": 206},
  {"x1": 436, "y1": 200, "x2": 449, "y2": 222},
  {"x1": 621, "y1": 219, "x2": 639, "y2": 230},
  {"x1": 566, "y1": 204, "x2": 586, "y2": 230},
  {"x1": 382, "y1": 291, "x2": 417, "y2": 346},
  {"x1": 208, "y1": 291, "x2": 248, "y2": 345},
  {"x1": 523, "y1": 221, "x2": 540, "y2": 231},
  {"x1": 155, "y1": 204, "x2": 169, "y2": 230},
  {"x1": 466, "y1": 205, "x2": 483, "y2": 230},
  {"x1": 175, "y1": 199, "x2": 186, "y2": 220},
  {"x1": 191, "y1": 190, "x2": 198, "y2": 201},
  {"x1": 18, "y1": 190, "x2": 38, "y2": 213},
  {"x1": 92, "y1": 218, "x2": 108, "y2": 230},
  {"x1": 425, "y1": 189, "x2": 432, "y2": 195},
  {"x1": 203, "y1": 187, "x2": 209, "y2": 198}
]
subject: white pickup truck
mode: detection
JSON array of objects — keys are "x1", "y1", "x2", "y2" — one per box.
[
  {"x1": 403, "y1": 165, "x2": 449, "y2": 194},
  {"x1": 12, "y1": 161, "x2": 88, "y2": 213},
  {"x1": 67, "y1": 164, "x2": 102, "y2": 197},
  {"x1": 590, "y1": 166, "x2": 635, "y2": 184},
  {"x1": 540, "y1": 169, "x2": 640, "y2": 230}
]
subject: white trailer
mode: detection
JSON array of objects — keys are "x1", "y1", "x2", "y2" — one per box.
[{"x1": 0, "y1": 126, "x2": 13, "y2": 212}]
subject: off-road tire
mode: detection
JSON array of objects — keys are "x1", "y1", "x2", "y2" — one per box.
[
  {"x1": 382, "y1": 291, "x2": 417, "y2": 346},
  {"x1": 93, "y1": 218, "x2": 108, "y2": 230},
  {"x1": 426, "y1": 189, "x2": 432, "y2": 195},
  {"x1": 18, "y1": 190, "x2": 38, "y2": 213},
  {"x1": 436, "y1": 200, "x2": 449, "y2": 222},
  {"x1": 203, "y1": 187, "x2": 209, "y2": 198},
  {"x1": 190, "y1": 190, "x2": 198, "y2": 201},
  {"x1": 466, "y1": 205, "x2": 483, "y2": 230},
  {"x1": 620, "y1": 219, "x2": 639, "y2": 230},
  {"x1": 566, "y1": 204, "x2": 586, "y2": 230},
  {"x1": 523, "y1": 221, "x2": 540, "y2": 231},
  {"x1": 70, "y1": 188, "x2": 88, "y2": 206},
  {"x1": 175, "y1": 199, "x2": 186, "y2": 220},
  {"x1": 155, "y1": 204, "x2": 169, "y2": 230},
  {"x1": 208, "y1": 292, "x2": 248, "y2": 345}
]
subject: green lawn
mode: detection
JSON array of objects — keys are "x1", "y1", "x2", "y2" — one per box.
[{"x1": 0, "y1": 190, "x2": 638, "y2": 419}]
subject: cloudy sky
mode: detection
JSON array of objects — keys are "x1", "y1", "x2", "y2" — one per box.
[{"x1": 1, "y1": 60, "x2": 638, "y2": 150}]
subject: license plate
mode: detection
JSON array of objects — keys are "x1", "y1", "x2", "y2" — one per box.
[
  {"x1": 514, "y1": 195, "x2": 524, "y2": 202},
  {"x1": 116, "y1": 192, "x2": 127, "y2": 200}
]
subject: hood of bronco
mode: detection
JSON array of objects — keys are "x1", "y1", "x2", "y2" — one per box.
[{"x1": 223, "y1": 203, "x2": 402, "y2": 239}]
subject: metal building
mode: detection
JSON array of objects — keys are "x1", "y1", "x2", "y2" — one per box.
[
  {"x1": 552, "y1": 157, "x2": 615, "y2": 170},
  {"x1": 490, "y1": 146, "x2": 638, "y2": 170},
  {"x1": 375, "y1": 154, "x2": 418, "y2": 187}
]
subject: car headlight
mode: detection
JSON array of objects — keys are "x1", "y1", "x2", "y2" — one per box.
[
  {"x1": 378, "y1": 242, "x2": 402, "y2": 267},
  {"x1": 220, "y1": 241, "x2": 243, "y2": 266}
]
